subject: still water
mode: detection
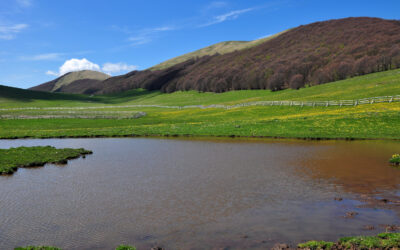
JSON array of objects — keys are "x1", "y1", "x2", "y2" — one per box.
[{"x1": 0, "y1": 138, "x2": 399, "y2": 249}]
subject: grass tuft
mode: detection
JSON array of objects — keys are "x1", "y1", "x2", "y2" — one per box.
[
  {"x1": 297, "y1": 240, "x2": 334, "y2": 249},
  {"x1": 298, "y1": 232, "x2": 400, "y2": 249},
  {"x1": 115, "y1": 245, "x2": 136, "y2": 250},
  {"x1": 390, "y1": 154, "x2": 400, "y2": 165}
]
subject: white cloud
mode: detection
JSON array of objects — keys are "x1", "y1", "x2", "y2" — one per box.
[
  {"x1": 0, "y1": 23, "x2": 28, "y2": 40},
  {"x1": 16, "y1": 0, "x2": 32, "y2": 7},
  {"x1": 128, "y1": 36, "x2": 152, "y2": 46},
  {"x1": 20, "y1": 53, "x2": 63, "y2": 61},
  {"x1": 45, "y1": 70, "x2": 59, "y2": 76},
  {"x1": 59, "y1": 58, "x2": 101, "y2": 75},
  {"x1": 47, "y1": 58, "x2": 137, "y2": 77},
  {"x1": 128, "y1": 25, "x2": 176, "y2": 46},
  {"x1": 200, "y1": 8, "x2": 254, "y2": 27},
  {"x1": 102, "y1": 62, "x2": 138, "y2": 74},
  {"x1": 152, "y1": 26, "x2": 175, "y2": 32},
  {"x1": 46, "y1": 58, "x2": 101, "y2": 76}
]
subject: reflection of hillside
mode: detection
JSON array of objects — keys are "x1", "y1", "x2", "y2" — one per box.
[{"x1": 294, "y1": 140, "x2": 400, "y2": 195}]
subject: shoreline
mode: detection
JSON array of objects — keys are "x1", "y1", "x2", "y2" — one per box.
[{"x1": 1, "y1": 133, "x2": 400, "y2": 141}]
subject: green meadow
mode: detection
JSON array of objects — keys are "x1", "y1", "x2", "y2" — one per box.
[{"x1": 0, "y1": 69, "x2": 399, "y2": 140}]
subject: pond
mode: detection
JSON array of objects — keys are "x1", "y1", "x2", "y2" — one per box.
[{"x1": 0, "y1": 138, "x2": 399, "y2": 249}]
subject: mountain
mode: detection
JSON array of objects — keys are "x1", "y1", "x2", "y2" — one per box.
[
  {"x1": 30, "y1": 70, "x2": 110, "y2": 94},
  {"x1": 149, "y1": 30, "x2": 288, "y2": 71},
  {"x1": 30, "y1": 32, "x2": 287, "y2": 94},
  {"x1": 31, "y1": 17, "x2": 400, "y2": 94}
]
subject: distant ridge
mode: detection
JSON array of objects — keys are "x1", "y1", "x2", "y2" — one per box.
[
  {"x1": 30, "y1": 70, "x2": 109, "y2": 94},
  {"x1": 30, "y1": 17, "x2": 400, "y2": 94},
  {"x1": 96, "y1": 17, "x2": 400, "y2": 93},
  {"x1": 149, "y1": 30, "x2": 288, "y2": 71}
]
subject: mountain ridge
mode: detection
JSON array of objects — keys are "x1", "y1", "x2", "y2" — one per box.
[
  {"x1": 149, "y1": 29, "x2": 289, "y2": 71},
  {"x1": 30, "y1": 17, "x2": 400, "y2": 95},
  {"x1": 30, "y1": 70, "x2": 110, "y2": 94}
]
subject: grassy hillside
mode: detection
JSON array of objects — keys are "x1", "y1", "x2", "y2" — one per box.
[
  {"x1": 0, "y1": 69, "x2": 399, "y2": 140},
  {"x1": 29, "y1": 70, "x2": 110, "y2": 93},
  {"x1": 149, "y1": 30, "x2": 288, "y2": 71},
  {"x1": 95, "y1": 17, "x2": 400, "y2": 94},
  {"x1": 2, "y1": 69, "x2": 400, "y2": 108},
  {"x1": 28, "y1": 18, "x2": 400, "y2": 95}
]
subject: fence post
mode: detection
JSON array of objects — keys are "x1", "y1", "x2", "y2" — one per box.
[
  {"x1": 390, "y1": 96, "x2": 393, "y2": 103},
  {"x1": 354, "y1": 100, "x2": 358, "y2": 106}
]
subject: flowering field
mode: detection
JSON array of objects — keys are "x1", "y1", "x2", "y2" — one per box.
[{"x1": 0, "y1": 69, "x2": 399, "y2": 140}]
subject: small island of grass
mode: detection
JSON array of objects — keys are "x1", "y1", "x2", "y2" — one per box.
[
  {"x1": 390, "y1": 154, "x2": 400, "y2": 166},
  {"x1": 0, "y1": 146, "x2": 92, "y2": 175},
  {"x1": 298, "y1": 232, "x2": 400, "y2": 249}
]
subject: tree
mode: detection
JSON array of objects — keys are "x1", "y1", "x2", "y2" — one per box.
[{"x1": 289, "y1": 74, "x2": 304, "y2": 89}]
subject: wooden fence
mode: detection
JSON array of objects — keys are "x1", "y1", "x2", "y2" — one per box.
[{"x1": 1, "y1": 95, "x2": 399, "y2": 111}]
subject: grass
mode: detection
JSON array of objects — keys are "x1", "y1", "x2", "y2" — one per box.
[
  {"x1": 298, "y1": 232, "x2": 400, "y2": 249},
  {"x1": 0, "y1": 146, "x2": 92, "y2": 175},
  {"x1": 115, "y1": 245, "x2": 136, "y2": 250},
  {"x1": 297, "y1": 240, "x2": 334, "y2": 249},
  {"x1": 0, "y1": 69, "x2": 400, "y2": 140},
  {"x1": 0, "y1": 103, "x2": 399, "y2": 140},
  {"x1": 2, "y1": 69, "x2": 400, "y2": 108},
  {"x1": 390, "y1": 154, "x2": 400, "y2": 165}
]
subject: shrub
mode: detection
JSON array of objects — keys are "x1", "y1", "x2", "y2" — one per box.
[
  {"x1": 115, "y1": 245, "x2": 136, "y2": 250},
  {"x1": 298, "y1": 240, "x2": 334, "y2": 249},
  {"x1": 390, "y1": 154, "x2": 400, "y2": 165}
]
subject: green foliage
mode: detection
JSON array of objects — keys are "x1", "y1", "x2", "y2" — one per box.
[
  {"x1": 299, "y1": 233, "x2": 400, "y2": 249},
  {"x1": 297, "y1": 240, "x2": 334, "y2": 249},
  {"x1": 15, "y1": 247, "x2": 61, "y2": 250},
  {"x1": 390, "y1": 154, "x2": 400, "y2": 165},
  {"x1": 338, "y1": 233, "x2": 400, "y2": 249},
  {"x1": 0, "y1": 146, "x2": 92, "y2": 174},
  {"x1": 115, "y1": 245, "x2": 136, "y2": 250}
]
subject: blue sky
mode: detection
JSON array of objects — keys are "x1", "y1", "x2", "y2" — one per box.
[{"x1": 0, "y1": 0, "x2": 399, "y2": 89}]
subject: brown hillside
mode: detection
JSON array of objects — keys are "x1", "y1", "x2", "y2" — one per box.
[
  {"x1": 30, "y1": 70, "x2": 109, "y2": 93},
  {"x1": 96, "y1": 17, "x2": 400, "y2": 94}
]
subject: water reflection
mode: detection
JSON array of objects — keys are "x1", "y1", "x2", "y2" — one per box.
[{"x1": 0, "y1": 138, "x2": 398, "y2": 249}]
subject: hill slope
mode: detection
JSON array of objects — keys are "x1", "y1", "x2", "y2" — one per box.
[
  {"x1": 30, "y1": 70, "x2": 109, "y2": 94},
  {"x1": 2, "y1": 69, "x2": 400, "y2": 108},
  {"x1": 1, "y1": 69, "x2": 399, "y2": 140},
  {"x1": 149, "y1": 30, "x2": 288, "y2": 71},
  {"x1": 95, "y1": 17, "x2": 400, "y2": 94}
]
